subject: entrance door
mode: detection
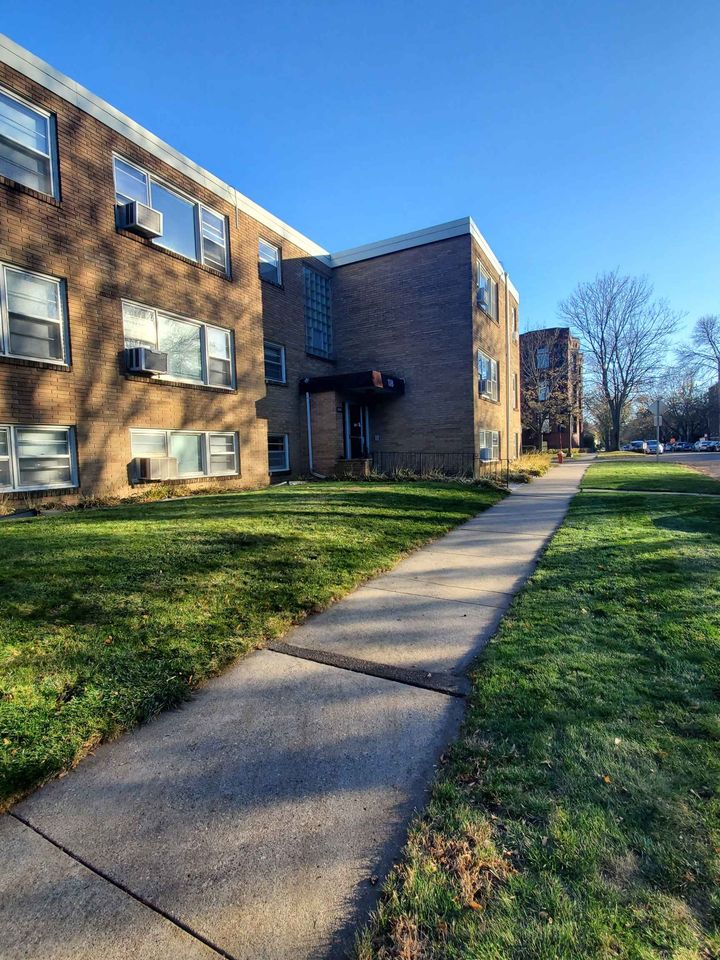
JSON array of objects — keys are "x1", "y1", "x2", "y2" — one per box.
[{"x1": 344, "y1": 402, "x2": 370, "y2": 458}]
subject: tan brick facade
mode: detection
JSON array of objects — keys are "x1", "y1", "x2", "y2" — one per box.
[{"x1": 0, "y1": 40, "x2": 521, "y2": 501}]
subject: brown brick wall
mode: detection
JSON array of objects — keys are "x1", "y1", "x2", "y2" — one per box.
[{"x1": 332, "y1": 235, "x2": 477, "y2": 457}]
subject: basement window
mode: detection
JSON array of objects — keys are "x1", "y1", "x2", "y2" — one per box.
[
  {"x1": 0, "y1": 424, "x2": 77, "y2": 491},
  {"x1": 130, "y1": 429, "x2": 239, "y2": 478},
  {"x1": 268, "y1": 434, "x2": 290, "y2": 473}
]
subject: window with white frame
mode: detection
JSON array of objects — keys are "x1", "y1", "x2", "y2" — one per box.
[
  {"x1": 113, "y1": 157, "x2": 229, "y2": 273},
  {"x1": 264, "y1": 341, "x2": 286, "y2": 383},
  {"x1": 0, "y1": 262, "x2": 68, "y2": 364},
  {"x1": 130, "y1": 429, "x2": 239, "y2": 478},
  {"x1": 268, "y1": 433, "x2": 289, "y2": 473},
  {"x1": 122, "y1": 301, "x2": 234, "y2": 388},
  {"x1": 536, "y1": 346, "x2": 550, "y2": 369},
  {"x1": 258, "y1": 239, "x2": 282, "y2": 284},
  {"x1": 478, "y1": 350, "x2": 499, "y2": 401},
  {"x1": 476, "y1": 262, "x2": 498, "y2": 320},
  {"x1": 303, "y1": 267, "x2": 332, "y2": 358},
  {"x1": 0, "y1": 88, "x2": 57, "y2": 197},
  {"x1": 478, "y1": 429, "x2": 500, "y2": 462},
  {"x1": 0, "y1": 424, "x2": 76, "y2": 491}
]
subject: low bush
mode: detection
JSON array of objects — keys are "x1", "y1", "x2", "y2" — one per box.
[{"x1": 508, "y1": 451, "x2": 552, "y2": 482}]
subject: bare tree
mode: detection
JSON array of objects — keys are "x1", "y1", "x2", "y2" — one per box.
[
  {"x1": 558, "y1": 271, "x2": 680, "y2": 450},
  {"x1": 521, "y1": 330, "x2": 569, "y2": 448},
  {"x1": 678, "y1": 315, "x2": 720, "y2": 434}
]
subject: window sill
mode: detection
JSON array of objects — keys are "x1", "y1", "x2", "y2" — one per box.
[
  {"x1": 265, "y1": 378, "x2": 288, "y2": 387},
  {"x1": 269, "y1": 469, "x2": 291, "y2": 476},
  {"x1": 132, "y1": 473, "x2": 240, "y2": 488},
  {"x1": 259, "y1": 275, "x2": 284, "y2": 290},
  {"x1": 6, "y1": 483, "x2": 78, "y2": 495},
  {"x1": 124, "y1": 373, "x2": 236, "y2": 394},
  {"x1": 0, "y1": 175, "x2": 60, "y2": 206},
  {"x1": 305, "y1": 351, "x2": 335, "y2": 363},
  {"x1": 479, "y1": 394, "x2": 501, "y2": 404},
  {"x1": 0, "y1": 354, "x2": 70, "y2": 372},
  {"x1": 116, "y1": 228, "x2": 232, "y2": 281}
]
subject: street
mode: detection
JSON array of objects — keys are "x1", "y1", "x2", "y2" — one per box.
[{"x1": 664, "y1": 451, "x2": 720, "y2": 479}]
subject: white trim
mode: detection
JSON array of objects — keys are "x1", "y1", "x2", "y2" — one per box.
[
  {"x1": 0, "y1": 33, "x2": 327, "y2": 258},
  {"x1": 0, "y1": 82, "x2": 58, "y2": 198},
  {"x1": 122, "y1": 299, "x2": 235, "y2": 390},
  {"x1": 258, "y1": 238, "x2": 282, "y2": 285},
  {"x1": 268, "y1": 433, "x2": 290, "y2": 473},
  {"x1": 0, "y1": 261, "x2": 69, "y2": 365},
  {"x1": 129, "y1": 428, "x2": 239, "y2": 479},
  {"x1": 329, "y1": 216, "x2": 519, "y2": 303},
  {"x1": 0, "y1": 423, "x2": 78, "y2": 491}
]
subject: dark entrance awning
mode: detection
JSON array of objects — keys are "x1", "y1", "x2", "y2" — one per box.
[{"x1": 299, "y1": 370, "x2": 405, "y2": 397}]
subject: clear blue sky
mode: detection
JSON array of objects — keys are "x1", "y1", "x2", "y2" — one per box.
[{"x1": 4, "y1": 0, "x2": 719, "y2": 340}]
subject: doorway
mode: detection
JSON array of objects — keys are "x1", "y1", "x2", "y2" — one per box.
[{"x1": 344, "y1": 402, "x2": 370, "y2": 458}]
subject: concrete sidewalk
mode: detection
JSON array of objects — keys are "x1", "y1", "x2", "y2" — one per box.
[{"x1": 2, "y1": 459, "x2": 590, "y2": 960}]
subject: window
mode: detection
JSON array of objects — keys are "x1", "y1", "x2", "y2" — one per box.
[
  {"x1": 0, "y1": 88, "x2": 57, "y2": 197},
  {"x1": 130, "y1": 429, "x2": 239, "y2": 478},
  {"x1": 478, "y1": 429, "x2": 500, "y2": 462},
  {"x1": 513, "y1": 372, "x2": 519, "y2": 409},
  {"x1": 476, "y1": 262, "x2": 498, "y2": 320},
  {"x1": 0, "y1": 424, "x2": 76, "y2": 491},
  {"x1": 538, "y1": 380, "x2": 550, "y2": 402},
  {"x1": 268, "y1": 434, "x2": 289, "y2": 473},
  {"x1": 113, "y1": 157, "x2": 228, "y2": 273},
  {"x1": 264, "y1": 342, "x2": 286, "y2": 383},
  {"x1": 0, "y1": 263, "x2": 67, "y2": 364},
  {"x1": 122, "y1": 301, "x2": 234, "y2": 388},
  {"x1": 536, "y1": 346, "x2": 550, "y2": 369},
  {"x1": 303, "y1": 268, "x2": 332, "y2": 358},
  {"x1": 478, "y1": 350, "x2": 499, "y2": 401},
  {"x1": 259, "y1": 239, "x2": 281, "y2": 284}
]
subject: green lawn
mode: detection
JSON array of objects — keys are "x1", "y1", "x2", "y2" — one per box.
[
  {"x1": 583, "y1": 458, "x2": 720, "y2": 495},
  {"x1": 357, "y1": 489, "x2": 720, "y2": 959},
  {"x1": 0, "y1": 481, "x2": 503, "y2": 808}
]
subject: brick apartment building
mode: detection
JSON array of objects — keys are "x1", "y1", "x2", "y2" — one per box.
[
  {"x1": 0, "y1": 35, "x2": 520, "y2": 502},
  {"x1": 520, "y1": 327, "x2": 583, "y2": 450}
]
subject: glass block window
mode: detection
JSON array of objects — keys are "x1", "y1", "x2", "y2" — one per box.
[
  {"x1": 122, "y1": 301, "x2": 234, "y2": 388},
  {"x1": 113, "y1": 156, "x2": 229, "y2": 274},
  {"x1": 0, "y1": 88, "x2": 56, "y2": 197},
  {"x1": 264, "y1": 341, "x2": 286, "y2": 383},
  {"x1": 259, "y1": 239, "x2": 281, "y2": 284},
  {"x1": 476, "y1": 261, "x2": 498, "y2": 320},
  {"x1": 0, "y1": 425, "x2": 77, "y2": 490},
  {"x1": 268, "y1": 434, "x2": 289, "y2": 473},
  {"x1": 478, "y1": 350, "x2": 499, "y2": 401},
  {"x1": 1, "y1": 263, "x2": 67, "y2": 363},
  {"x1": 478, "y1": 429, "x2": 500, "y2": 462},
  {"x1": 303, "y1": 268, "x2": 332, "y2": 358}
]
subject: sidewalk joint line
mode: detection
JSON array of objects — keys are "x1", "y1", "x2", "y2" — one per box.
[
  {"x1": 9, "y1": 811, "x2": 240, "y2": 960},
  {"x1": 265, "y1": 641, "x2": 469, "y2": 698}
]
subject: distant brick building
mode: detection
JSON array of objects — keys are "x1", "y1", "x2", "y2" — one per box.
[
  {"x1": 520, "y1": 327, "x2": 583, "y2": 450},
  {"x1": 0, "y1": 35, "x2": 520, "y2": 502}
]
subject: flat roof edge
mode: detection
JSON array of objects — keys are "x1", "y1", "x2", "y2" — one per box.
[
  {"x1": 331, "y1": 216, "x2": 519, "y2": 302},
  {"x1": 0, "y1": 34, "x2": 328, "y2": 258}
]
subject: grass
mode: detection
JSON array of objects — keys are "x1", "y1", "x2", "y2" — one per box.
[
  {"x1": 357, "y1": 488, "x2": 720, "y2": 959},
  {"x1": 0, "y1": 480, "x2": 503, "y2": 808},
  {"x1": 583, "y1": 459, "x2": 720, "y2": 495}
]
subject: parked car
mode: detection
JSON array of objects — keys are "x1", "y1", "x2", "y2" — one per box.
[
  {"x1": 694, "y1": 438, "x2": 720, "y2": 452},
  {"x1": 669, "y1": 441, "x2": 694, "y2": 452},
  {"x1": 628, "y1": 440, "x2": 648, "y2": 453},
  {"x1": 646, "y1": 440, "x2": 664, "y2": 454}
]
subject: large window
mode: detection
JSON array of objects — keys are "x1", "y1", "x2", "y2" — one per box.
[
  {"x1": 303, "y1": 268, "x2": 332, "y2": 358},
  {"x1": 478, "y1": 350, "x2": 499, "y2": 401},
  {"x1": 268, "y1": 434, "x2": 289, "y2": 473},
  {"x1": 0, "y1": 425, "x2": 76, "y2": 491},
  {"x1": 476, "y1": 261, "x2": 498, "y2": 320},
  {"x1": 0, "y1": 88, "x2": 57, "y2": 197},
  {"x1": 264, "y1": 341, "x2": 286, "y2": 383},
  {"x1": 478, "y1": 429, "x2": 500, "y2": 462},
  {"x1": 122, "y1": 301, "x2": 234, "y2": 388},
  {"x1": 0, "y1": 263, "x2": 67, "y2": 364},
  {"x1": 130, "y1": 429, "x2": 239, "y2": 478},
  {"x1": 259, "y1": 239, "x2": 282, "y2": 284},
  {"x1": 113, "y1": 157, "x2": 229, "y2": 273}
]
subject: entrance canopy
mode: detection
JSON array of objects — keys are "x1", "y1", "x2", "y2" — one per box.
[{"x1": 299, "y1": 370, "x2": 405, "y2": 397}]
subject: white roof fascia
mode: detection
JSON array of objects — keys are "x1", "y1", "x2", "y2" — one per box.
[{"x1": 0, "y1": 34, "x2": 328, "y2": 258}]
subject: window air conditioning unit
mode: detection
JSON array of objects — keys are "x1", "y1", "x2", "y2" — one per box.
[
  {"x1": 134, "y1": 456, "x2": 178, "y2": 482},
  {"x1": 479, "y1": 448, "x2": 493, "y2": 461},
  {"x1": 116, "y1": 200, "x2": 163, "y2": 239},
  {"x1": 125, "y1": 346, "x2": 168, "y2": 375}
]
